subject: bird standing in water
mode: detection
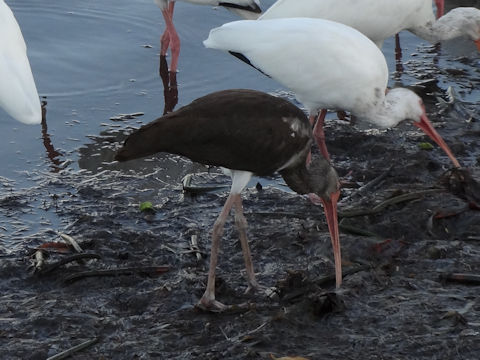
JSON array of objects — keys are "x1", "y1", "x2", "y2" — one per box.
[
  {"x1": 116, "y1": 89, "x2": 341, "y2": 311},
  {"x1": 204, "y1": 18, "x2": 461, "y2": 168},
  {"x1": 154, "y1": 0, "x2": 262, "y2": 73},
  {"x1": 259, "y1": 0, "x2": 479, "y2": 50},
  {"x1": 0, "y1": 0, "x2": 41, "y2": 124}
]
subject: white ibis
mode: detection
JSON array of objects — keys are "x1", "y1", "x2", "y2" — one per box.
[
  {"x1": 115, "y1": 89, "x2": 341, "y2": 311},
  {"x1": 259, "y1": 0, "x2": 480, "y2": 51},
  {"x1": 0, "y1": 0, "x2": 41, "y2": 124},
  {"x1": 154, "y1": 0, "x2": 262, "y2": 72},
  {"x1": 204, "y1": 18, "x2": 461, "y2": 168}
]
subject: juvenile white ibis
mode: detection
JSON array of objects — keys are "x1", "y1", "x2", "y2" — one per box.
[
  {"x1": 154, "y1": 0, "x2": 262, "y2": 72},
  {"x1": 259, "y1": 0, "x2": 479, "y2": 51},
  {"x1": 204, "y1": 18, "x2": 461, "y2": 168},
  {"x1": 115, "y1": 89, "x2": 341, "y2": 311},
  {"x1": 0, "y1": 0, "x2": 41, "y2": 124}
]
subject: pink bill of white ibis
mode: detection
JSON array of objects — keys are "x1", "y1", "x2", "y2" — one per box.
[
  {"x1": 259, "y1": 0, "x2": 479, "y2": 51},
  {"x1": 204, "y1": 18, "x2": 461, "y2": 168},
  {"x1": 0, "y1": 0, "x2": 41, "y2": 124},
  {"x1": 115, "y1": 89, "x2": 341, "y2": 312},
  {"x1": 154, "y1": 0, "x2": 262, "y2": 72}
]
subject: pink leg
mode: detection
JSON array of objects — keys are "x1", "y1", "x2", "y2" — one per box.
[
  {"x1": 160, "y1": 2, "x2": 174, "y2": 55},
  {"x1": 312, "y1": 109, "x2": 330, "y2": 161},
  {"x1": 198, "y1": 193, "x2": 236, "y2": 312},
  {"x1": 435, "y1": 0, "x2": 444, "y2": 18},
  {"x1": 160, "y1": 29, "x2": 170, "y2": 56},
  {"x1": 233, "y1": 195, "x2": 260, "y2": 293},
  {"x1": 161, "y1": 2, "x2": 180, "y2": 72}
]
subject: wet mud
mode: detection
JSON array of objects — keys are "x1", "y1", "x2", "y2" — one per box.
[{"x1": 2, "y1": 69, "x2": 480, "y2": 359}]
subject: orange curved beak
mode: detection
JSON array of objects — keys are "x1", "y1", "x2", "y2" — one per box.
[
  {"x1": 310, "y1": 190, "x2": 342, "y2": 289},
  {"x1": 475, "y1": 39, "x2": 480, "y2": 52},
  {"x1": 414, "y1": 105, "x2": 461, "y2": 168}
]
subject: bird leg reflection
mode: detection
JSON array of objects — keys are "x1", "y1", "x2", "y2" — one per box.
[
  {"x1": 159, "y1": 55, "x2": 178, "y2": 114},
  {"x1": 41, "y1": 100, "x2": 64, "y2": 173},
  {"x1": 394, "y1": 33, "x2": 404, "y2": 77}
]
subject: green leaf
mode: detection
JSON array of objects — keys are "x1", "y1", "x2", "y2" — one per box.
[
  {"x1": 418, "y1": 142, "x2": 434, "y2": 150},
  {"x1": 139, "y1": 201, "x2": 154, "y2": 212}
]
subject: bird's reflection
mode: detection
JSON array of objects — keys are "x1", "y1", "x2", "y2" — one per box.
[
  {"x1": 159, "y1": 55, "x2": 178, "y2": 114},
  {"x1": 394, "y1": 33, "x2": 404, "y2": 79},
  {"x1": 40, "y1": 100, "x2": 64, "y2": 173}
]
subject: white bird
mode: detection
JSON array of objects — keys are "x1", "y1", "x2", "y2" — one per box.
[
  {"x1": 154, "y1": 0, "x2": 262, "y2": 72},
  {"x1": 259, "y1": 0, "x2": 480, "y2": 50},
  {"x1": 0, "y1": 0, "x2": 41, "y2": 125},
  {"x1": 204, "y1": 18, "x2": 461, "y2": 167}
]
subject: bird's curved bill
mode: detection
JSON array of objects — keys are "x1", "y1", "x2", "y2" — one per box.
[
  {"x1": 310, "y1": 190, "x2": 342, "y2": 288},
  {"x1": 475, "y1": 39, "x2": 480, "y2": 52},
  {"x1": 414, "y1": 106, "x2": 461, "y2": 168}
]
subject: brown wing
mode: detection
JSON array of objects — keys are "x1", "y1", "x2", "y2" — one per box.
[{"x1": 115, "y1": 89, "x2": 311, "y2": 176}]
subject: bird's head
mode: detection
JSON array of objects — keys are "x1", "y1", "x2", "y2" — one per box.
[
  {"x1": 384, "y1": 88, "x2": 461, "y2": 168},
  {"x1": 439, "y1": 7, "x2": 480, "y2": 51},
  {"x1": 115, "y1": 125, "x2": 154, "y2": 162},
  {"x1": 306, "y1": 156, "x2": 340, "y2": 202}
]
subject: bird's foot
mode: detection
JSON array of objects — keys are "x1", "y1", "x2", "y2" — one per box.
[
  {"x1": 245, "y1": 279, "x2": 265, "y2": 294},
  {"x1": 196, "y1": 297, "x2": 228, "y2": 312},
  {"x1": 245, "y1": 282, "x2": 279, "y2": 301},
  {"x1": 195, "y1": 296, "x2": 252, "y2": 313}
]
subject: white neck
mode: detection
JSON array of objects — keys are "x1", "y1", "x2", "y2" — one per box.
[
  {"x1": 410, "y1": 7, "x2": 480, "y2": 43},
  {"x1": 360, "y1": 88, "x2": 423, "y2": 129}
]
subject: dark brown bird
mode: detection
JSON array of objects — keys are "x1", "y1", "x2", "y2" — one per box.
[{"x1": 115, "y1": 89, "x2": 341, "y2": 311}]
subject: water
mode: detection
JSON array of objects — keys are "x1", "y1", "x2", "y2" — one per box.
[{"x1": 1, "y1": 0, "x2": 479, "y2": 250}]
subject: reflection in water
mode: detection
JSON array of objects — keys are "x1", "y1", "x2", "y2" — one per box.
[
  {"x1": 159, "y1": 55, "x2": 178, "y2": 114},
  {"x1": 77, "y1": 127, "x2": 206, "y2": 185},
  {"x1": 394, "y1": 34, "x2": 404, "y2": 78},
  {"x1": 40, "y1": 100, "x2": 64, "y2": 173}
]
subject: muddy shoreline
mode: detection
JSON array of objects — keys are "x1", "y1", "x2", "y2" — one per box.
[{"x1": 2, "y1": 84, "x2": 480, "y2": 358}]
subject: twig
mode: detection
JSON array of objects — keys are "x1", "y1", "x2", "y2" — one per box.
[
  {"x1": 316, "y1": 264, "x2": 372, "y2": 287},
  {"x1": 338, "y1": 220, "x2": 379, "y2": 237},
  {"x1": 339, "y1": 189, "x2": 442, "y2": 218},
  {"x1": 34, "y1": 250, "x2": 45, "y2": 271},
  {"x1": 190, "y1": 235, "x2": 202, "y2": 260},
  {"x1": 222, "y1": 322, "x2": 268, "y2": 344},
  {"x1": 250, "y1": 211, "x2": 311, "y2": 220},
  {"x1": 46, "y1": 337, "x2": 99, "y2": 360},
  {"x1": 40, "y1": 253, "x2": 102, "y2": 274},
  {"x1": 439, "y1": 273, "x2": 480, "y2": 285},
  {"x1": 341, "y1": 166, "x2": 393, "y2": 203},
  {"x1": 59, "y1": 233, "x2": 83, "y2": 253},
  {"x1": 64, "y1": 266, "x2": 170, "y2": 284}
]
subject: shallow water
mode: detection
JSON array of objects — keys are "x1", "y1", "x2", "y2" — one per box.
[{"x1": 1, "y1": 0, "x2": 479, "y2": 246}]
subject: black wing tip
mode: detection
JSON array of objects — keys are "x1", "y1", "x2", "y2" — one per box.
[
  {"x1": 228, "y1": 51, "x2": 270, "y2": 77},
  {"x1": 219, "y1": 2, "x2": 262, "y2": 14}
]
